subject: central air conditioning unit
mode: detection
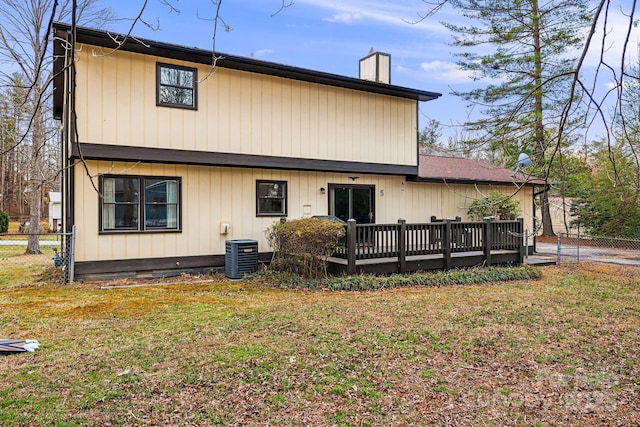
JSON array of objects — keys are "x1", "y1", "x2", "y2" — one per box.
[{"x1": 225, "y1": 239, "x2": 259, "y2": 279}]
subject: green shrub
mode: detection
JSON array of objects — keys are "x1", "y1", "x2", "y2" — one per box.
[
  {"x1": 467, "y1": 191, "x2": 520, "y2": 220},
  {"x1": 0, "y1": 210, "x2": 8, "y2": 233},
  {"x1": 263, "y1": 265, "x2": 541, "y2": 291},
  {"x1": 265, "y1": 217, "x2": 345, "y2": 279}
]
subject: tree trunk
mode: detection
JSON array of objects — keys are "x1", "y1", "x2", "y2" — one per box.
[
  {"x1": 532, "y1": 0, "x2": 554, "y2": 236},
  {"x1": 25, "y1": 85, "x2": 44, "y2": 254},
  {"x1": 540, "y1": 185, "x2": 554, "y2": 236}
]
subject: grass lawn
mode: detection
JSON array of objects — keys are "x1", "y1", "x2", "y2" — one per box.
[{"x1": 1, "y1": 263, "x2": 639, "y2": 426}]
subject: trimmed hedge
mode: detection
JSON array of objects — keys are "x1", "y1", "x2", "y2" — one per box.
[
  {"x1": 265, "y1": 217, "x2": 345, "y2": 279},
  {"x1": 260, "y1": 265, "x2": 542, "y2": 291}
]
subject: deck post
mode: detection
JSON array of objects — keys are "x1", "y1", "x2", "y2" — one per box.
[
  {"x1": 517, "y1": 217, "x2": 524, "y2": 265},
  {"x1": 347, "y1": 219, "x2": 357, "y2": 275},
  {"x1": 483, "y1": 217, "x2": 493, "y2": 266},
  {"x1": 443, "y1": 220, "x2": 452, "y2": 270},
  {"x1": 398, "y1": 219, "x2": 406, "y2": 274}
]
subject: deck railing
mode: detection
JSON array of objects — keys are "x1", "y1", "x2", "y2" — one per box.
[{"x1": 333, "y1": 217, "x2": 524, "y2": 275}]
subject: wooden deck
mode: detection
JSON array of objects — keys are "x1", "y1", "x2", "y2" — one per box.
[{"x1": 327, "y1": 218, "x2": 525, "y2": 275}]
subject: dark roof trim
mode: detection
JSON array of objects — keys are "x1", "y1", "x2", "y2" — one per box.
[
  {"x1": 53, "y1": 23, "x2": 441, "y2": 103},
  {"x1": 407, "y1": 175, "x2": 540, "y2": 188},
  {"x1": 71, "y1": 143, "x2": 418, "y2": 176}
]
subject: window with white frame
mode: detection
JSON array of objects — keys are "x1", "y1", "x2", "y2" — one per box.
[
  {"x1": 256, "y1": 180, "x2": 287, "y2": 217},
  {"x1": 156, "y1": 62, "x2": 197, "y2": 109},
  {"x1": 100, "y1": 176, "x2": 181, "y2": 232}
]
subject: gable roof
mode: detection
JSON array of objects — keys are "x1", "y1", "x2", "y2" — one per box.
[
  {"x1": 52, "y1": 23, "x2": 441, "y2": 119},
  {"x1": 48, "y1": 192, "x2": 61, "y2": 203},
  {"x1": 414, "y1": 155, "x2": 544, "y2": 186}
]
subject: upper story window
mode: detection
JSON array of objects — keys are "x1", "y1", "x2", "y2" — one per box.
[
  {"x1": 100, "y1": 175, "x2": 181, "y2": 233},
  {"x1": 156, "y1": 62, "x2": 197, "y2": 109},
  {"x1": 256, "y1": 180, "x2": 287, "y2": 217}
]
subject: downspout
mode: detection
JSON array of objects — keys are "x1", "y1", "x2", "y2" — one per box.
[
  {"x1": 68, "y1": 27, "x2": 77, "y2": 231},
  {"x1": 61, "y1": 29, "x2": 72, "y2": 234}
]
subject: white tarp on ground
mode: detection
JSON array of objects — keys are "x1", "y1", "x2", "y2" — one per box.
[{"x1": 0, "y1": 339, "x2": 40, "y2": 352}]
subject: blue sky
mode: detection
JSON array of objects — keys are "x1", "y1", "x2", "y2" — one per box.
[{"x1": 106, "y1": 0, "x2": 638, "y2": 142}]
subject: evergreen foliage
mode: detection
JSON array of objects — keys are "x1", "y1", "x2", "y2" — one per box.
[
  {"x1": 442, "y1": 0, "x2": 591, "y2": 235},
  {"x1": 466, "y1": 191, "x2": 520, "y2": 221},
  {"x1": 0, "y1": 210, "x2": 8, "y2": 233},
  {"x1": 260, "y1": 265, "x2": 541, "y2": 291},
  {"x1": 570, "y1": 144, "x2": 640, "y2": 238},
  {"x1": 566, "y1": 55, "x2": 640, "y2": 238}
]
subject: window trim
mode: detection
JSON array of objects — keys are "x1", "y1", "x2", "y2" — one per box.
[
  {"x1": 99, "y1": 175, "x2": 182, "y2": 234},
  {"x1": 156, "y1": 62, "x2": 198, "y2": 110},
  {"x1": 256, "y1": 180, "x2": 288, "y2": 217}
]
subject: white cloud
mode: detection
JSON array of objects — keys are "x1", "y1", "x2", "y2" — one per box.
[
  {"x1": 252, "y1": 48, "x2": 274, "y2": 58},
  {"x1": 295, "y1": 0, "x2": 449, "y2": 34},
  {"x1": 594, "y1": 4, "x2": 640, "y2": 66},
  {"x1": 419, "y1": 60, "x2": 474, "y2": 83},
  {"x1": 325, "y1": 12, "x2": 364, "y2": 24}
]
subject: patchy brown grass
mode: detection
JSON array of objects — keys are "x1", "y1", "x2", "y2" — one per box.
[{"x1": 1, "y1": 264, "x2": 639, "y2": 426}]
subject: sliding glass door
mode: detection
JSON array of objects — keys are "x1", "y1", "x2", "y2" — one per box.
[{"x1": 329, "y1": 184, "x2": 375, "y2": 224}]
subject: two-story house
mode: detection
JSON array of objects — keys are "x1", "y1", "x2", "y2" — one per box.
[{"x1": 53, "y1": 23, "x2": 537, "y2": 280}]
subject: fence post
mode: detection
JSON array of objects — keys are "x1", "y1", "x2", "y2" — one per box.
[
  {"x1": 443, "y1": 220, "x2": 452, "y2": 270},
  {"x1": 398, "y1": 219, "x2": 406, "y2": 274},
  {"x1": 483, "y1": 217, "x2": 492, "y2": 266},
  {"x1": 347, "y1": 219, "x2": 356, "y2": 275},
  {"x1": 69, "y1": 225, "x2": 76, "y2": 283},
  {"x1": 557, "y1": 232, "x2": 561, "y2": 265},
  {"x1": 517, "y1": 217, "x2": 524, "y2": 265}
]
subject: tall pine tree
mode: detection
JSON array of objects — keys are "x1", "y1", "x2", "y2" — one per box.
[{"x1": 441, "y1": 0, "x2": 591, "y2": 235}]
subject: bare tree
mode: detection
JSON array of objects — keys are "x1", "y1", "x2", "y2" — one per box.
[
  {"x1": 0, "y1": 75, "x2": 28, "y2": 215},
  {"x1": 431, "y1": 0, "x2": 591, "y2": 235},
  {"x1": 417, "y1": 0, "x2": 639, "y2": 236},
  {"x1": 0, "y1": 0, "x2": 112, "y2": 252}
]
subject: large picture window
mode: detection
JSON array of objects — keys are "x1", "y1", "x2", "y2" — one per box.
[
  {"x1": 100, "y1": 175, "x2": 181, "y2": 233},
  {"x1": 256, "y1": 180, "x2": 287, "y2": 217},
  {"x1": 156, "y1": 62, "x2": 197, "y2": 109}
]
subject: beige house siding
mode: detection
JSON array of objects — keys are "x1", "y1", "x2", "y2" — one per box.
[
  {"x1": 74, "y1": 161, "x2": 534, "y2": 263},
  {"x1": 535, "y1": 197, "x2": 576, "y2": 235},
  {"x1": 74, "y1": 48, "x2": 418, "y2": 167},
  {"x1": 56, "y1": 25, "x2": 542, "y2": 278},
  {"x1": 404, "y1": 182, "x2": 534, "y2": 229}
]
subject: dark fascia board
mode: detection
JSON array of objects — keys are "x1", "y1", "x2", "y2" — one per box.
[
  {"x1": 407, "y1": 175, "x2": 539, "y2": 188},
  {"x1": 52, "y1": 23, "x2": 441, "y2": 103},
  {"x1": 72, "y1": 143, "x2": 418, "y2": 176},
  {"x1": 53, "y1": 27, "x2": 68, "y2": 120}
]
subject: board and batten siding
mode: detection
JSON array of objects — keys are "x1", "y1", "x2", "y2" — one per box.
[
  {"x1": 403, "y1": 181, "x2": 535, "y2": 233},
  {"x1": 74, "y1": 47, "x2": 418, "y2": 167},
  {"x1": 74, "y1": 161, "x2": 534, "y2": 263}
]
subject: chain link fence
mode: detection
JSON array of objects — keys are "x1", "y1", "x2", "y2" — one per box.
[
  {"x1": 0, "y1": 227, "x2": 75, "y2": 284},
  {"x1": 535, "y1": 232, "x2": 640, "y2": 266}
]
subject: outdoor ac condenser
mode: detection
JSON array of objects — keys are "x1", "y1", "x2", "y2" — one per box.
[{"x1": 225, "y1": 239, "x2": 259, "y2": 279}]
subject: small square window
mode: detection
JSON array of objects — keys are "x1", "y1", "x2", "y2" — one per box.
[
  {"x1": 156, "y1": 62, "x2": 197, "y2": 109},
  {"x1": 256, "y1": 180, "x2": 288, "y2": 217}
]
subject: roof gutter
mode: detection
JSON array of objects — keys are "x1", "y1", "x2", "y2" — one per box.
[
  {"x1": 52, "y1": 23, "x2": 442, "y2": 103},
  {"x1": 407, "y1": 175, "x2": 539, "y2": 188}
]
